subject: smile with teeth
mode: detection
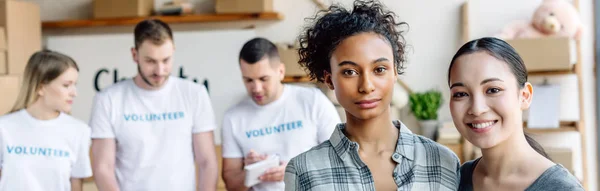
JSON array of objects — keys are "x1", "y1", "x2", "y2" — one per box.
[{"x1": 468, "y1": 120, "x2": 498, "y2": 129}]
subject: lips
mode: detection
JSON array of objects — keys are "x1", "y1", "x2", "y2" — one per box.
[
  {"x1": 466, "y1": 120, "x2": 498, "y2": 133},
  {"x1": 67, "y1": 100, "x2": 73, "y2": 104},
  {"x1": 355, "y1": 99, "x2": 381, "y2": 109}
]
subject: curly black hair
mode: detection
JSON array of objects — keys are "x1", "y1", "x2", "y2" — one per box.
[{"x1": 298, "y1": 0, "x2": 408, "y2": 83}]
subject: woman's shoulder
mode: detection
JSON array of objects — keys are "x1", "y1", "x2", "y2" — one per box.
[
  {"x1": 527, "y1": 164, "x2": 584, "y2": 191},
  {"x1": 286, "y1": 140, "x2": 335, "y2": 173}
]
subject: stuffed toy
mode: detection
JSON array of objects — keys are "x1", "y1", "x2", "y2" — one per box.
[{"x1": 496, "y1": 0, "x2": 583, "y2": 40}]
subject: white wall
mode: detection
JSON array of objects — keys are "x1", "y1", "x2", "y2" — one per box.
[{"x1": 33, "y1": 0, "x2": 597, "y2": 190}]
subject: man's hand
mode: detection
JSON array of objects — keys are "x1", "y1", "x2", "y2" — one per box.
[
  {"x1": 259, "y1": 161, "x2": 287, "y2": 182},
  {"x1": 244, "y1": 150, "x2": 267, "y2": 166}
]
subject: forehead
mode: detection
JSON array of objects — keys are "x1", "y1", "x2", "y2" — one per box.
[
  {"x1": 240, "y1": 57, "x2": 276, "y2": 77},
  {"x1": 449, "y1": 51, "x2": 514, "y2": 85},
  {"x1": 137, "y1": 40, "x2": 174, "y2": 57},
  {"x1": 54, "y1": 67, "x2": 79, "y2": 81},
  {"x1": 331, "y1": 32, "x2": 393, "y2": 65}
]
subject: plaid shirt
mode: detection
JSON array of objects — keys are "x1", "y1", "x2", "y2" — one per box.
[{"x1": 284, "y1": 120, "x2": 460, "y2": 191}]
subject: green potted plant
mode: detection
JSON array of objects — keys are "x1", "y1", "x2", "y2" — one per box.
[{"x1": 409, "y1": 90, "x2": 443, "y2": 139}]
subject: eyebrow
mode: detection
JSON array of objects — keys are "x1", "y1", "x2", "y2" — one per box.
[
  {"x1": 337, "y1": 57, "x2": 390, "y2": 67},
  {"x1": 449, "y1": 78, "x2": 503, "y2": 89},
  {"x1": 242, "y1": 76, "x2": 269, "y2": 80},
  {"x1": 481, "y1": 78, "x2": 503, "y2": 84}
]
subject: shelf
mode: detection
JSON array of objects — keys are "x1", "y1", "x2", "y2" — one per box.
[
  {"x1": 528, "y1": 64, "x2": 577, "y2": 76},
  {"x1": 523, "y1": 121, "x2": 578, "y2": 133},
  {"x1": 42, "y1": 12, "x2": 284, "y2": 29},
  {"x1": 282, "y1": 76, "x2": 313, "y2": 83},
  {"x1": 524, "y1": 126, "x2": 578, "y2": 133}
]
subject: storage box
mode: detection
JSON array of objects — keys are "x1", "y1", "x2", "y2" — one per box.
[
  {"x1": 0, "y1": 51, "x2": 7, "y2": 74},
  {"x1": 276, "y1": 44, "x2": 307, "y2": 77},
  {"x1": 0, "y1": 75, "x2": 20, "y2": 115},
  {"x1": 505, "y1": 37, "x2": 576, "y2": 72},
  {"x1": 94, "y1": 0, "x2": 155, "y2": 19},
  {"x1": 546, "y1": 147, "x2": 575, "y2": 175},
  {"x1": 0, "y1": 0, "x2": 41, "y2": 75},
  {"x1": 215, "y1": 0, "x2": 273, "y2": 14}
]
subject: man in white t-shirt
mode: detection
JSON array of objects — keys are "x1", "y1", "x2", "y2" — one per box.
[
  {"x1": 89, "y1": 19, "x2": 218, "y2": 191},
  {"x1": 221, "y1": 38, "x2": 341, "y2": 191}
]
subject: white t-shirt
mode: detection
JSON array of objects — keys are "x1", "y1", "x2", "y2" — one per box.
[
  {"x1": 0, "y1": 109, "x2": 92, "y2": 191},
  {"x1": 89, "y1": 77, "x2": 217, "y2": 191},
  {"x1": 222, "y1": 84, "x2": 341, "y2": 191}
]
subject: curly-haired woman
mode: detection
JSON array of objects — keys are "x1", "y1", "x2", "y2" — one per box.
[{"x1": 283, "y1": 1, "x2": 460, "y2": 190}]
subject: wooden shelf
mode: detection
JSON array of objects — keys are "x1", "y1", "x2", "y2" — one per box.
[
  {"x1": 42, "y1": 12, "x2": 283, "y2": 29},
  {"x1": 524, "y1": 126, "x2": 578, "y2": 133},
  {"x1": 528, "y1": 64, "x2": 577, "y2": 76},
  {"x1": 523, "y1": 121, "x2": 578, "y2": 133},
  {"x1": 282, "y1": 76, "x2": 313, "y2": 83}
]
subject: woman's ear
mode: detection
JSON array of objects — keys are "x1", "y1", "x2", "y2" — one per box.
[
  {"x1": 324, "y1": 70, "x2": 334, "y2": 90},
  {"x1": 520, "y1": 82, "x2": 533, "y2": 110}
]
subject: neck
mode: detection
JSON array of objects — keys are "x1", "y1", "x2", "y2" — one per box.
[
  {"x1": 345, "y1": 106, "x2": 397, "y2": 152},
  {"x1": 479, "y1": 129, "x2": 542, "y2": 178},
  {"x1": 26, "y1": 100, "x2": 60, "y2": 120}
]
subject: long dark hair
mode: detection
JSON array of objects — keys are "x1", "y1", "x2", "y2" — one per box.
[{"x1": 447, "y1": 37, "x2": 551, "y2": 160}]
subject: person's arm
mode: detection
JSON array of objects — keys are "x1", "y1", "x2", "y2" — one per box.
[
  {"x1": 284, "y1": 160, "x2": 298, "y2": 191},
  {"x1": 193, "y1": 132, "x2": 218, "y2": 191},
  {"x1": 313, "y1": 89, "x2": 341, "y2": 143},
  {"x1": 222, "y1": 158, "x2": 249, "y2": 191},
  {"x1": 190, "y1": 85, "x2": 219, "y2": 190},
  {"x1": 70, "y1": 178, "x2": 83, "y2": 191},
  {"x1": 71, "y1": 128, "x2": 93, "y2": 191},
  {"x1": 92, "y1": 139, "x2": 119, "y2": 191},
  {"x1": 223, "y1": 150, "x2": 267, "y2": 191},
  {"x1": 88, "y1": 92, "x2": 119, "y2": 191}
]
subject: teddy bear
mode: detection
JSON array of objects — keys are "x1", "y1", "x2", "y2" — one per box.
[{"x1": 496, "y1": 0, "x2": 583, "y2": 40}]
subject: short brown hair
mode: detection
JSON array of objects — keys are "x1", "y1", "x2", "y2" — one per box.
[{"x1": 134, "y1": 19, "x2": 173, "y2": 49}]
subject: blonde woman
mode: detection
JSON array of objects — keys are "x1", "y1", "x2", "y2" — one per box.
[{"x1": 0, "y1": 50, "x2": 92, "y2": 191}]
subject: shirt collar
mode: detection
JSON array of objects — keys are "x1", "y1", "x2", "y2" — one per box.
[{"x1": 329, "y1": 120, "x2": 415, "y2": 161}]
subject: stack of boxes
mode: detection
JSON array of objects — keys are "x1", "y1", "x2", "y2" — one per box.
[{"x1": 0, "y1": 0, "x2": 42, "y2": 115}]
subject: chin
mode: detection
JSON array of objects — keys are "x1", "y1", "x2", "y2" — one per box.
[{"x1": 347, "y1": 107, "x2": 386, "y2": 120}]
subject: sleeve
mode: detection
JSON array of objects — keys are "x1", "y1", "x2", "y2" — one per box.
[
  {"x1": 220, "y1": 114, "x2": 243, "y2": 158},
  {"x1": 193, "y1": 85, "x2": 217, "y2": 133},
  {"x1": 284, "y1": 159, "x2": 298, "y2": 191},
  {"x1": 312, "y1": 89, "x2": 341, "y2": 143},
  {"x1": 89, "y1": 92, "x2": 115, "y2": 138},
  {"x1": 71, "y1": 127, "x2": 93, "y2": 178}
]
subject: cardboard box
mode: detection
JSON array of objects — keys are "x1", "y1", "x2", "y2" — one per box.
[
  {"x1": 0, "y1": 0, "x2": 41, "y2": 75},
  {"x1": 94, "y1": 0, "x2": 155, "y2": 19},
  {"x1": 276, "y1": 44, "x2": 307, "y2": 77},
  {"x1": 215, "y1": 0, "x2": 273, "y2": 14},
  {"x1": 546, "y1": 147, "x2": 574, "y2": 175},
  {"x1": 0, "y1": 75, "x2": 20, "y2": 115},
  {"x1": 0, "y1": 27, "x2": 5, "y2": 50},
  {"x1": 505, "y1": 37, "x2": 576, "y2": 72},
  {"x1": 0, "y1": 51, "x2": 6, "y2": 74}
]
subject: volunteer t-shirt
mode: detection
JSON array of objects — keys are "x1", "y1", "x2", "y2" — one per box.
[
  {"x1": 89, "y1": 77, "x2": 217, "y2": 191},
  {"x1": 0, "y1": 109, "x2": 92, "y2": 191},
  {"x1": 222, "y1": 84, "x2": 341, "y2": 191}
]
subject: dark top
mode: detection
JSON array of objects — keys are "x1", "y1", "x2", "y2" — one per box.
[{"x1": 459, "y1": 158, "x2": 584, "y2": 191}]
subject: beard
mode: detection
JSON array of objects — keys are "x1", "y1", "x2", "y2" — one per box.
[{"x1": 137, "y1": 65, "x2": 169, "y2": 87}]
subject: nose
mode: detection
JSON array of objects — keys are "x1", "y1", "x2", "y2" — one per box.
[
  {"x1": 70, "y1": 86, "x2": 78, "y2": 98},
  {"x1": 155, "y1": 63, "x2": 166, "y2": 75},
  {"x1": 358, "y1": 72, "x2": 375, "y2": 94},
  {"x1": 251, "y1": 81, "x2": 263, "y2": 93},
  {"x1": 468, "y1": 94, "x2": 489, "y2": 116},
  {"x1": 544, "y1": 17, "x2": 561, "y2": 33}
]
